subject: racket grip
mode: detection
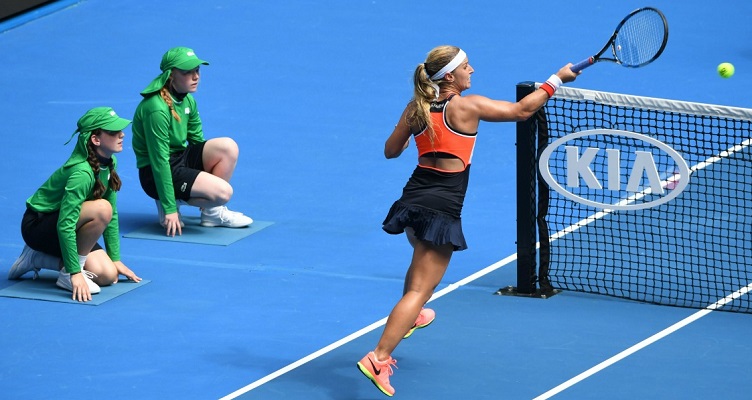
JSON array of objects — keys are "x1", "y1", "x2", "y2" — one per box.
[{"x1": 571, "y1": 57, "x2": 594, "y2": 73}]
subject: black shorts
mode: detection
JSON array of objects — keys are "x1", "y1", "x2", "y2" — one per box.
[
  {"x1": 21, "y1": 207, "x2": 103, "y2": 257},
  {"x1": 138, "y1": 142, "x2": 206, "y2": 201}
]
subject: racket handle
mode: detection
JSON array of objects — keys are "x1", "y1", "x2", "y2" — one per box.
[{"x1": 571, "y1": 57, "x2": 594, "y2": 73}]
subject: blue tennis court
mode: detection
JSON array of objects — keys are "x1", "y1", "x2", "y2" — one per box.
[{"x1": 1, "y1": 1, "x2": 750, "y2": 399}]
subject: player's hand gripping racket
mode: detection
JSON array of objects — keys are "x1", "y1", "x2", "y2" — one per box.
[{"x1": 571, "y1": 7, "x2": 668, "y2": 72}]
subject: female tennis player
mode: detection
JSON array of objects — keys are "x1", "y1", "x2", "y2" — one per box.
[
  {"x1": 8, "y1": 107, "x2": 142, "y2": 302},
  {"x1": 132, "y1": 46, "x2": 253, "y2": 236},
  {"x1": 356, "y1": 45, "x2": 578, "y2": 396}
]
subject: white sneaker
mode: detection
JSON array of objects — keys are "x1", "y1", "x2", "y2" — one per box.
[
  {"x1": 8, "y1": 245, "x2": 61, "y2": 280},
  {"x1": 156, "y1": 199, "x2": 185, "y2": 228},
  {"x1": 200, "y1": 206, "x2": 253, "y2": 228},
  {"x1": 56, "y1": 270, "x2": 101, "y2": 294}
]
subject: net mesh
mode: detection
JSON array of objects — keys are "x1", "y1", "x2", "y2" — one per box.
[{"x1": 537, "y1": 86, "x2": 752, "y2": 312}]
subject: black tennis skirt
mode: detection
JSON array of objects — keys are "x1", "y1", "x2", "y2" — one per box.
[{"x1": 382, "y1": 165, "x2": 470, "y2": 251}]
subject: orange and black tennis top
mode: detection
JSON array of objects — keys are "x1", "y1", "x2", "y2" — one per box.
[{"x1": 413, "y1": 95, "x2": 477, "y2": 169}]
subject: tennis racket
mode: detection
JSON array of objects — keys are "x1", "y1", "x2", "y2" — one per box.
[{"x1": 571, "y1": 7, "x2": 668, "y2": 72}]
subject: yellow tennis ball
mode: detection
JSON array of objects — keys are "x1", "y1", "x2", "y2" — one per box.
[{"x1": 718, "y1": 62, "x2": 735, "y2": 78}]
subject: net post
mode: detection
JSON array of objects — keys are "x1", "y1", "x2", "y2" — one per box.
[
  {"x1": 513, "y1": 82, "x2": 537, "y2": 294},
  {"x1": 496, "y1": 82, "x2": 558, "y2": 299}
]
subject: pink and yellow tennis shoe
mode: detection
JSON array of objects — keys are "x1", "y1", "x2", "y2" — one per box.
[
  {"x1": 403, "y1": 307, "x2": 435, "y2": 339},
  {"x1": 357, "y1": 351, "x2": 398, "y2": 397}
]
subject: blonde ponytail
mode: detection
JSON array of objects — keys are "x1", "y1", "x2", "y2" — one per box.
[{"x1": 406, "y1": 45, "x2": 461, "y2": 144}]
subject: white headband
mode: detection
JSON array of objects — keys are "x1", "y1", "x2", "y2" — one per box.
[{"x1": 430, "y1": 49, "x2": 466, "y2": 81}]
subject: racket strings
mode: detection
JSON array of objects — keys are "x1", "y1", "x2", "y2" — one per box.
[{"x1": 613, "y1": 11, "x2": 667, "y2": 67}]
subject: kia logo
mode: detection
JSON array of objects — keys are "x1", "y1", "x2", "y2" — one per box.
[{"x1": 539, "y1": 129, "x2": 690, "y2": 210}]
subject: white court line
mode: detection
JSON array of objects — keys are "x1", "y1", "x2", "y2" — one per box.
[
  {"x1": 219, "y1": 317, "x2": 388, "y2": 400},
  {"x1": 221, "y1": 137, "x2": 752, "y2": 399},
  {"x1": 530, "y1": 130, "x2": 752, "y2": 399},
  {"x1": 532, "y1": 282, "x2": 752, "y2": 400},
  {"x1": 219, "y1": 253, "x2": 519, "y2": 400}
]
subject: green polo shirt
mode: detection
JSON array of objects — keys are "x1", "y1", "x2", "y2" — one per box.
[
  {"x1": 26, "y1": 160, "x2": 120, "y2": 274},
  {"x1": 131, "y1": 93, "x2": 205, "y2": 214}
]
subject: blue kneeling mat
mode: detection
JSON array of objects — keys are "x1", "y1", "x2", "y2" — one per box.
[
  {"x1": 0, "y1": 272, "x2": 150, "y2": 305},
  {"x1": 122, "y1": 216, "x2": 274, "y2": 246}
]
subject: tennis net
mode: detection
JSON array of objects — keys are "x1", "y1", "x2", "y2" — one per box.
[{"x1": 513, "y1": 83, "x2": 752, "y2": 313}]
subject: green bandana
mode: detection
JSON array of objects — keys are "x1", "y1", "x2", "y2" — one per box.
[
  {"x1": 64, "y1": 107, "x2": 131, "y2": 167},
  {"x1": 140, "y1": 46, "x2": 210, "y2": 96}
]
